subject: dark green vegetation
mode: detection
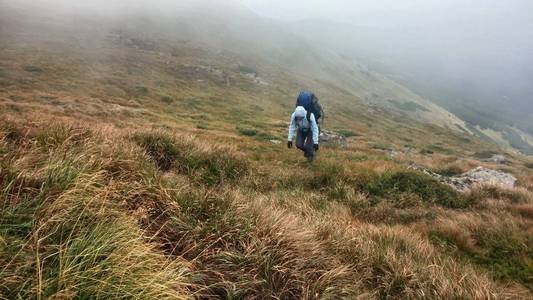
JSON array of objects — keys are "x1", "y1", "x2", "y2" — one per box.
[
  {"x1": 337, "y1": 129, "x2": 358, "y2": 138},
  {"x1": 160, "y1": 95, "x2": 174, "y2": 104},
  {"x1": 22, "y1": 64, "x2": 43, "y2": 73},
  {"x1": 366, "y1": 171, "x2": 466, "y2": 208},
  {"x1": 388, "y1": 99, "x2": 431, "y2": 112},
  {"x1": 133, "y1": 132, "x2": 248, "y2": 185}
]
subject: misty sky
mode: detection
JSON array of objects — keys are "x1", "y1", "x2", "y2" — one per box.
[
  {"x1": 238, "y1": 0, "x2": 533, "y2": 27},
  {"x1": 239, "y1": 0, "x2": 533, "y2": 119}
]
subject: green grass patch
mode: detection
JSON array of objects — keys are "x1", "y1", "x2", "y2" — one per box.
[
  {"x1": 35, "y1": 123, "x2": 89, "y2": 149},
  {"x1": 133, "y1": 132, "x2": 180, "y2": 171},
  {"x1": 388, "y1": 100, "x2": 430, "y2": 112},
  {"x1": 133, "y1": 132, "x2": 248, "y2": 185},
  {"x1": 430, "y1": 224, "x2": 533, "y2": 289},
  {"x1": 473, "y1": 150, "x2": 498, "y2": 160},
  {"x1": 22, "y1": 64, "x2": 43, "y2": 73},
  {"x1": 236, "y1": 125, "x2": 258, "y2": 137},
  {"x1": 368, "y1": 142, "x2": 392, "y2": 151},
  {"x1": 238, "y1": 65, "x2": 258, "y2": 75},
  {"x1": 160, "y1": 95, "x2": 174, "y2": 104},
  {"x1": 434, "y1": 165, "x2": 464, "y2": 177},
  {"x1": 364, "y1": 171, "x2": 467, "y2": 208},
  {"x1": 337, "y1": 129, "x2": 358, "y2": 138}
]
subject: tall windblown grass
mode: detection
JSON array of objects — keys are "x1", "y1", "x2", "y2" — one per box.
[{"x1": 1, "y1": 119, "x2": 531, "y2": 299}]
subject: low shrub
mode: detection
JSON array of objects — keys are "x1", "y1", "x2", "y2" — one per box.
[
  {"x1": 22, "y1": 65, "x2": 43, "y2": 73},
  {"x1": 337, "y1": 129, "x2": 358, "y2": 138},
  {"x1": 306, "y1": 162, "x2": 346, "y2": 191},
  {"x1": 473, "y1": 150, "x2": 498, "y2": 160},
  {"x1": 420, "y1": 149, "x2": 434, "y2": 155},
  {"x1": 160, "y1": 95, "x2": 174, "y2": 104},
  {"x1": 238, "y1": 65, "x2": 258, "y2": 76},
  {"x1": 369, "y1": 142, "x2": 391, "y2": 151},
  {"x1": 434, "y1": 165, "x2": 464, "y2": 177},
  {"x1": 236, "y1": 126, "x2": 258, "y2": 137},
  {"x1": 365, "y1": 170, "x2": 467, "y2": 208}
]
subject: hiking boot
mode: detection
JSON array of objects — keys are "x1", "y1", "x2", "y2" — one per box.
[{"x1": 307, "y1": 156, "x2": 314, "y2": 163}]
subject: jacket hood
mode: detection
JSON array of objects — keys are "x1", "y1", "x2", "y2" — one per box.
[{"x1": 294, "y1": 106, "x2": 307, "y2": 118}]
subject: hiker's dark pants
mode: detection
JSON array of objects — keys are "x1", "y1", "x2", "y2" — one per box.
[{"x1": 296, "y1": 129, "x2": 314, "y2": 159}]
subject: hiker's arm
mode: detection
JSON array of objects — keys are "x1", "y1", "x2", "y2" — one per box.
[
  {"x1": 311, "y1": 114, "x2": 319, "y2": 144},
  {"x1": 287, "y1": 113, "x2": 296, "y2": 141}
]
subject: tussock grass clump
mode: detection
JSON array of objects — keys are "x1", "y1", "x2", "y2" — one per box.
[
  {"x1": 0, "y1": 121, "x2": 25, "y2": 143},
  {"x1": 133, "y1": 132, "x2": 178, "y2": 170},
  {"x1": 466, "y1": 185, "x2": 532, "y2": 204},
  {"x1": 0, "y1": 173, "x2": 192, "y2": 299},
  {"x1": 0, "y1": 129, "x2": 193, "y2": 299},
  {"x1": 160, "y1": 95, "x2": 174, "y2": 103},
  {"x1": 428, "y1": 213, "x2": 533, "y2": 289},
  {"x1": 22, "y1": 64, "x2": 43, "y2": 73},
  {"x1": 159, "y1": 191, "x2": 363, "y2": 298},
  {"x1": 316, "y1": 218, "x2": 507, "y2": 299},
  {"x1": 236, "y1": 125, "x2": 258, "y2": 137},
  {"x1": 306, "y1": 162, "x2": 347, "y2": 190},
  {"x1": 434, "y1": 164, "x2": 464, "y2": 176},
  {"x1": 133, "y1": 131, "x2": 248, "y2": 185},
  {"x1": 34, "y1": 122, "x2": 92, "y2": 149},
  {"x1": 337, "y1": 129, "x2": 358, "y2": 138}
]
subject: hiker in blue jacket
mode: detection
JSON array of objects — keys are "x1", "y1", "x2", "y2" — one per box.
[{"x1": 288, "y1": 91, "x2": 322, "y2": 162}]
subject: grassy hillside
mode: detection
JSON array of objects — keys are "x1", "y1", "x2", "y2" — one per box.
[
  {"x1": 1, "y1": 1, "x2": 533, "y2": 299},
  {"x1": 1, "y1": 117, "x2": 532, "y2": 299}
]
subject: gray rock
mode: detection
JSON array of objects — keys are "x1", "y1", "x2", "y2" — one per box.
[
  {"x1": 482, "y1": 154, "x2": 509, "y2": 164},
  {"x1": 319, "y1": 130, "x2": 348, "y2": 147},
  {"x1": 389, "y1": 150, "x2": 401, "y2": 158},
  {"x1": 409, "y1": 165, "x2": 517, "y2": 192},
  {"x1": 458, "y1": 167, "x2": 517, "y2": 189}
]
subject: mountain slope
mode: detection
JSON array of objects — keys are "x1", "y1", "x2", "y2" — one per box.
[
  {"x1": 1, "y1": 1, "x2": 533, "y2": 298},
  {"x1": 290, "y1": 18, "x2": 533, "y2": 154},
  {"x1": 0, "y1": 0, "x2": 481, "y2": 153}
]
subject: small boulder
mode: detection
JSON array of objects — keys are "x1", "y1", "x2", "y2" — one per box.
[
  {"x1": 319, "y1": 130, "x2": 347, "y2": 147},
  {"x1": 458, "y1": 167, "x2": 517, "y2": 189},
  {"x1": 482, "y1": 154, "x2": 509, "y2": 164}
]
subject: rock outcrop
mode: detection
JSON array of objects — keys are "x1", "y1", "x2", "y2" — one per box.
[
  {"x1": 482, "y1": 154, "x2": 509, "y2": 164},
  {"x1": 319, "y1": 130, "x2": 348, "y2": 147},
  {"x1": 410, "y1": 165, "x2": 517, "y2": 192}
]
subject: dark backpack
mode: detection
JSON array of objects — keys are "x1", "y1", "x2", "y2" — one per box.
[{"x1": 296, "y1": 91, "x2": 323, "y2": 123}]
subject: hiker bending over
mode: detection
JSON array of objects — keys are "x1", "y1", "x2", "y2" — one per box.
[{"x1": 287, "y1": 91, "x2": 322, "y2": 162}]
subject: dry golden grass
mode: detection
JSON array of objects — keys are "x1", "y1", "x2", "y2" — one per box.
[{"x1": 2, "y1": 118, "x2": 531, "y2": 299}]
